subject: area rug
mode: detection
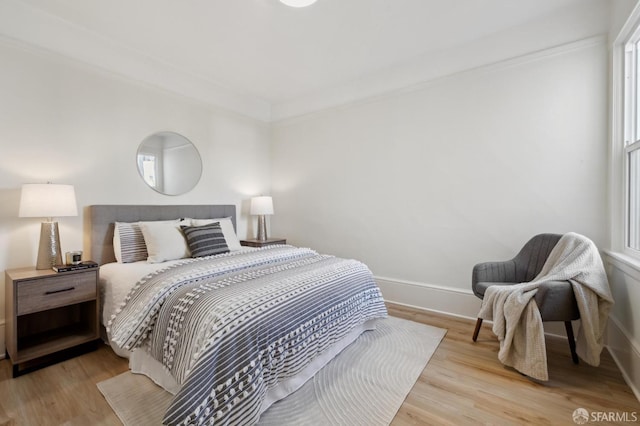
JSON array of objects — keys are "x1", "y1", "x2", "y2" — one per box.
[{"x1": 97, "y1": 316, "x2": 446, "y2": 425}]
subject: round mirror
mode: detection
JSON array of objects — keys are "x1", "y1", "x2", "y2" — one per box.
[{"x1": 136, "y1": 131, "x2": 202, "y2": 196}]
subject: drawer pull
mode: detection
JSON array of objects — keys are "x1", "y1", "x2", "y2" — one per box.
[{"x1": 44, "y1": 287, "x2": 75, "y2": 295}]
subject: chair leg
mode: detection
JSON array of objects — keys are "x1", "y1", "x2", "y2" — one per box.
[
  {"x1": 565, "y1": 321, "x2": 579, "y2": 364},
  {"x1": 472, "y1": 318, "x2": 483, "y2": 341}
]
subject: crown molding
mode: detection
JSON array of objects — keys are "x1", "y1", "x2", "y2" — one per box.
[
  {"x1": 0, "y1": 0, "x2": 271, "y2": 122},
  {"x1": 272, "y1": 35, "x2": 607, "y2": 124},
  {"x1": 271, "y1": 34, "x2": 607, "y2": 122},
  {"x1": 0, "y1": 0, "x2": 609, "y2": 124},
  {"x1": 271, "y1": 0, "x2": 610, "y2": 122}
]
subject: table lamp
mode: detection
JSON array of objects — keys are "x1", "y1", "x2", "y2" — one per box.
[
  {"x1": 19, "y1": 183, "x2": 78, "y2": 269},
  {"x1": 250, "y1": 196, "x2": 274, "y2": 241}
]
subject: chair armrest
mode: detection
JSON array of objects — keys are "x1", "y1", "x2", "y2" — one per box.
[{"x1": 472, "y1": 260, "x2": 517, "y2": 286}]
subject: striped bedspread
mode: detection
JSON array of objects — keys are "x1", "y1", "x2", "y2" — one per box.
[{"x1": 107, "y1": 245, "x2": 387, "y2": 425}]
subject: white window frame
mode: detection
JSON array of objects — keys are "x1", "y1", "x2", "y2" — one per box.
[{"x1": 616, "y1": 14, "x2": 640, "y2": 261}]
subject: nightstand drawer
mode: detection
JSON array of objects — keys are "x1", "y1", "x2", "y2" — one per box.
[{"x1": 17, "y1": 272, "x2": 97, "y2": 315}]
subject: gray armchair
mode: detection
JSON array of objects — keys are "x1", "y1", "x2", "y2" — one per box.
[{"x1": 471, "y1": 233, "x2": 580, "y2": 363}]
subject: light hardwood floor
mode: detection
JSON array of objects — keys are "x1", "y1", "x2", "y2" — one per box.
[
  {"x1": 388, "y1": 303, "x2": 640, "y2": 426},
  {"x1": 0, "y1": 303, "x2": 637, "y2": 425}
]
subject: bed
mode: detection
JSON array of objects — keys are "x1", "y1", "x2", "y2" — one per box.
[{"x1": 88, "y1": 204, "x2": 388, "y2": 425}]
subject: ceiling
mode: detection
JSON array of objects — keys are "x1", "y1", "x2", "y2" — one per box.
[{"x1": 0, "y1": 0, "x2": 602, "y2": 120}]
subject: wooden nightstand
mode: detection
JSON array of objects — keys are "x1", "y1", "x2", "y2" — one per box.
[
  {"x1": 5, "y1": 266, "x2": 100, "y2": 377},
  {"x1": 240, "y1": 238, "x2": 287, "y2": 248}
]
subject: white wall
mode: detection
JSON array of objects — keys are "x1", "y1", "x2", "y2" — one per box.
[
  {"x1": 271, "y1": 38, "x2": 609, "y2": 318},
  {"x1": 0, "y1": 39, "x2": 271, "y2": 353}
]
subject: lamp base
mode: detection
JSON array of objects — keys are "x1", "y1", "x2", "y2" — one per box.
[
  {"x1": 257, "y1": 215, "x2": 268, "y2": 241},
  {"x1": 36, "y1": 222, "x2": 63, "y2": 270}
]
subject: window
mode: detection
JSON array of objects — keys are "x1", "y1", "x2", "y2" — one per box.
[
  {"x1": 139, "y1": 154, "x2": 157, "y2": 188},
  {"x1": 630, "y1": 148, "x2": 640, "y2": 250},
  {"x1": 624, "y1": 34, "x2": 640, "y2": 253}
]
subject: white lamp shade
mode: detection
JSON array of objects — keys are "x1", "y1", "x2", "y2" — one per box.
[
  {"x1": 19, "y1": 184, "x2": 78, "y2": 218},
  {"x1": 250, "y1": 196, "x2": 274, "y2": 215},
  {"x1": 280, "y1": 0, "x2": 317, "y2": 7}
]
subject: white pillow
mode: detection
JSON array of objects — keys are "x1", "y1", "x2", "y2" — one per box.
[
  {"x1": 139, "y1": 220, "x2": 190, "y2": 263},
  {"x1": 189, "y1": 217, "x2": 242, "y2": 251}
]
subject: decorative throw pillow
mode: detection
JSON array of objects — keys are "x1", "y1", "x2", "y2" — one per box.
[
  {"x1": 113, "y1": 222, "x2": 147, "y2": 263},
  {"x1": 181, "y1": 223, "x2": 230, "y2": 257},
  {"x1": 189, "y1": 217, "x2": 242, "y2": 251},
  {"x1": 139, "y1": 220, "x2": 190, "y2": 263}
]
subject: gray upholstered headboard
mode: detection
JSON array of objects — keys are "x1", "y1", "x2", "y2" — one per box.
[{"x1": 87, "y1": 204, "x2": 236, "y2": 265}]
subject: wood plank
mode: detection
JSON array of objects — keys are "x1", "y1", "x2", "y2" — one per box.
[
  {"x1": 0, "y1": 303, "x2": 636, "y2": 424},
  {"x1": 387, "y1": 303, "x2": 640, "y2": 425}
]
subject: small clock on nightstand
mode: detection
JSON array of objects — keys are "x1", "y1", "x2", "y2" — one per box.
[{"x1": 240, "y1": 238, "x2": 287, "y2": 248}]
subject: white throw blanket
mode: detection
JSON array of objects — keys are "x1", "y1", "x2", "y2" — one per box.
[{"x1": 478, "y1": 232, "x2": 614, "y2": 381}]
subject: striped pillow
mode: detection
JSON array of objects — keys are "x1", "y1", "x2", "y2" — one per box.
[
  {"x1": 180, "y1": 223, "x2": 229, "y2": 258},
  {"x1": 114, "y1": 222, "x2": 147, "y2": 263},
  {"x1": 188, "y1": 217, "x2": 242, "y2": 251}
]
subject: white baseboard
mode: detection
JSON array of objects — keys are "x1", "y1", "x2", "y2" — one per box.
[
  {"x1": 375, "y1": 276, "x2": 571, "y2": 337},
  {"x1": 606, "y1": 315, "x2": 640, "y2": 401},
  {"x1": 374, "y1": 276, "x2": 481, "y2": 319}
]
